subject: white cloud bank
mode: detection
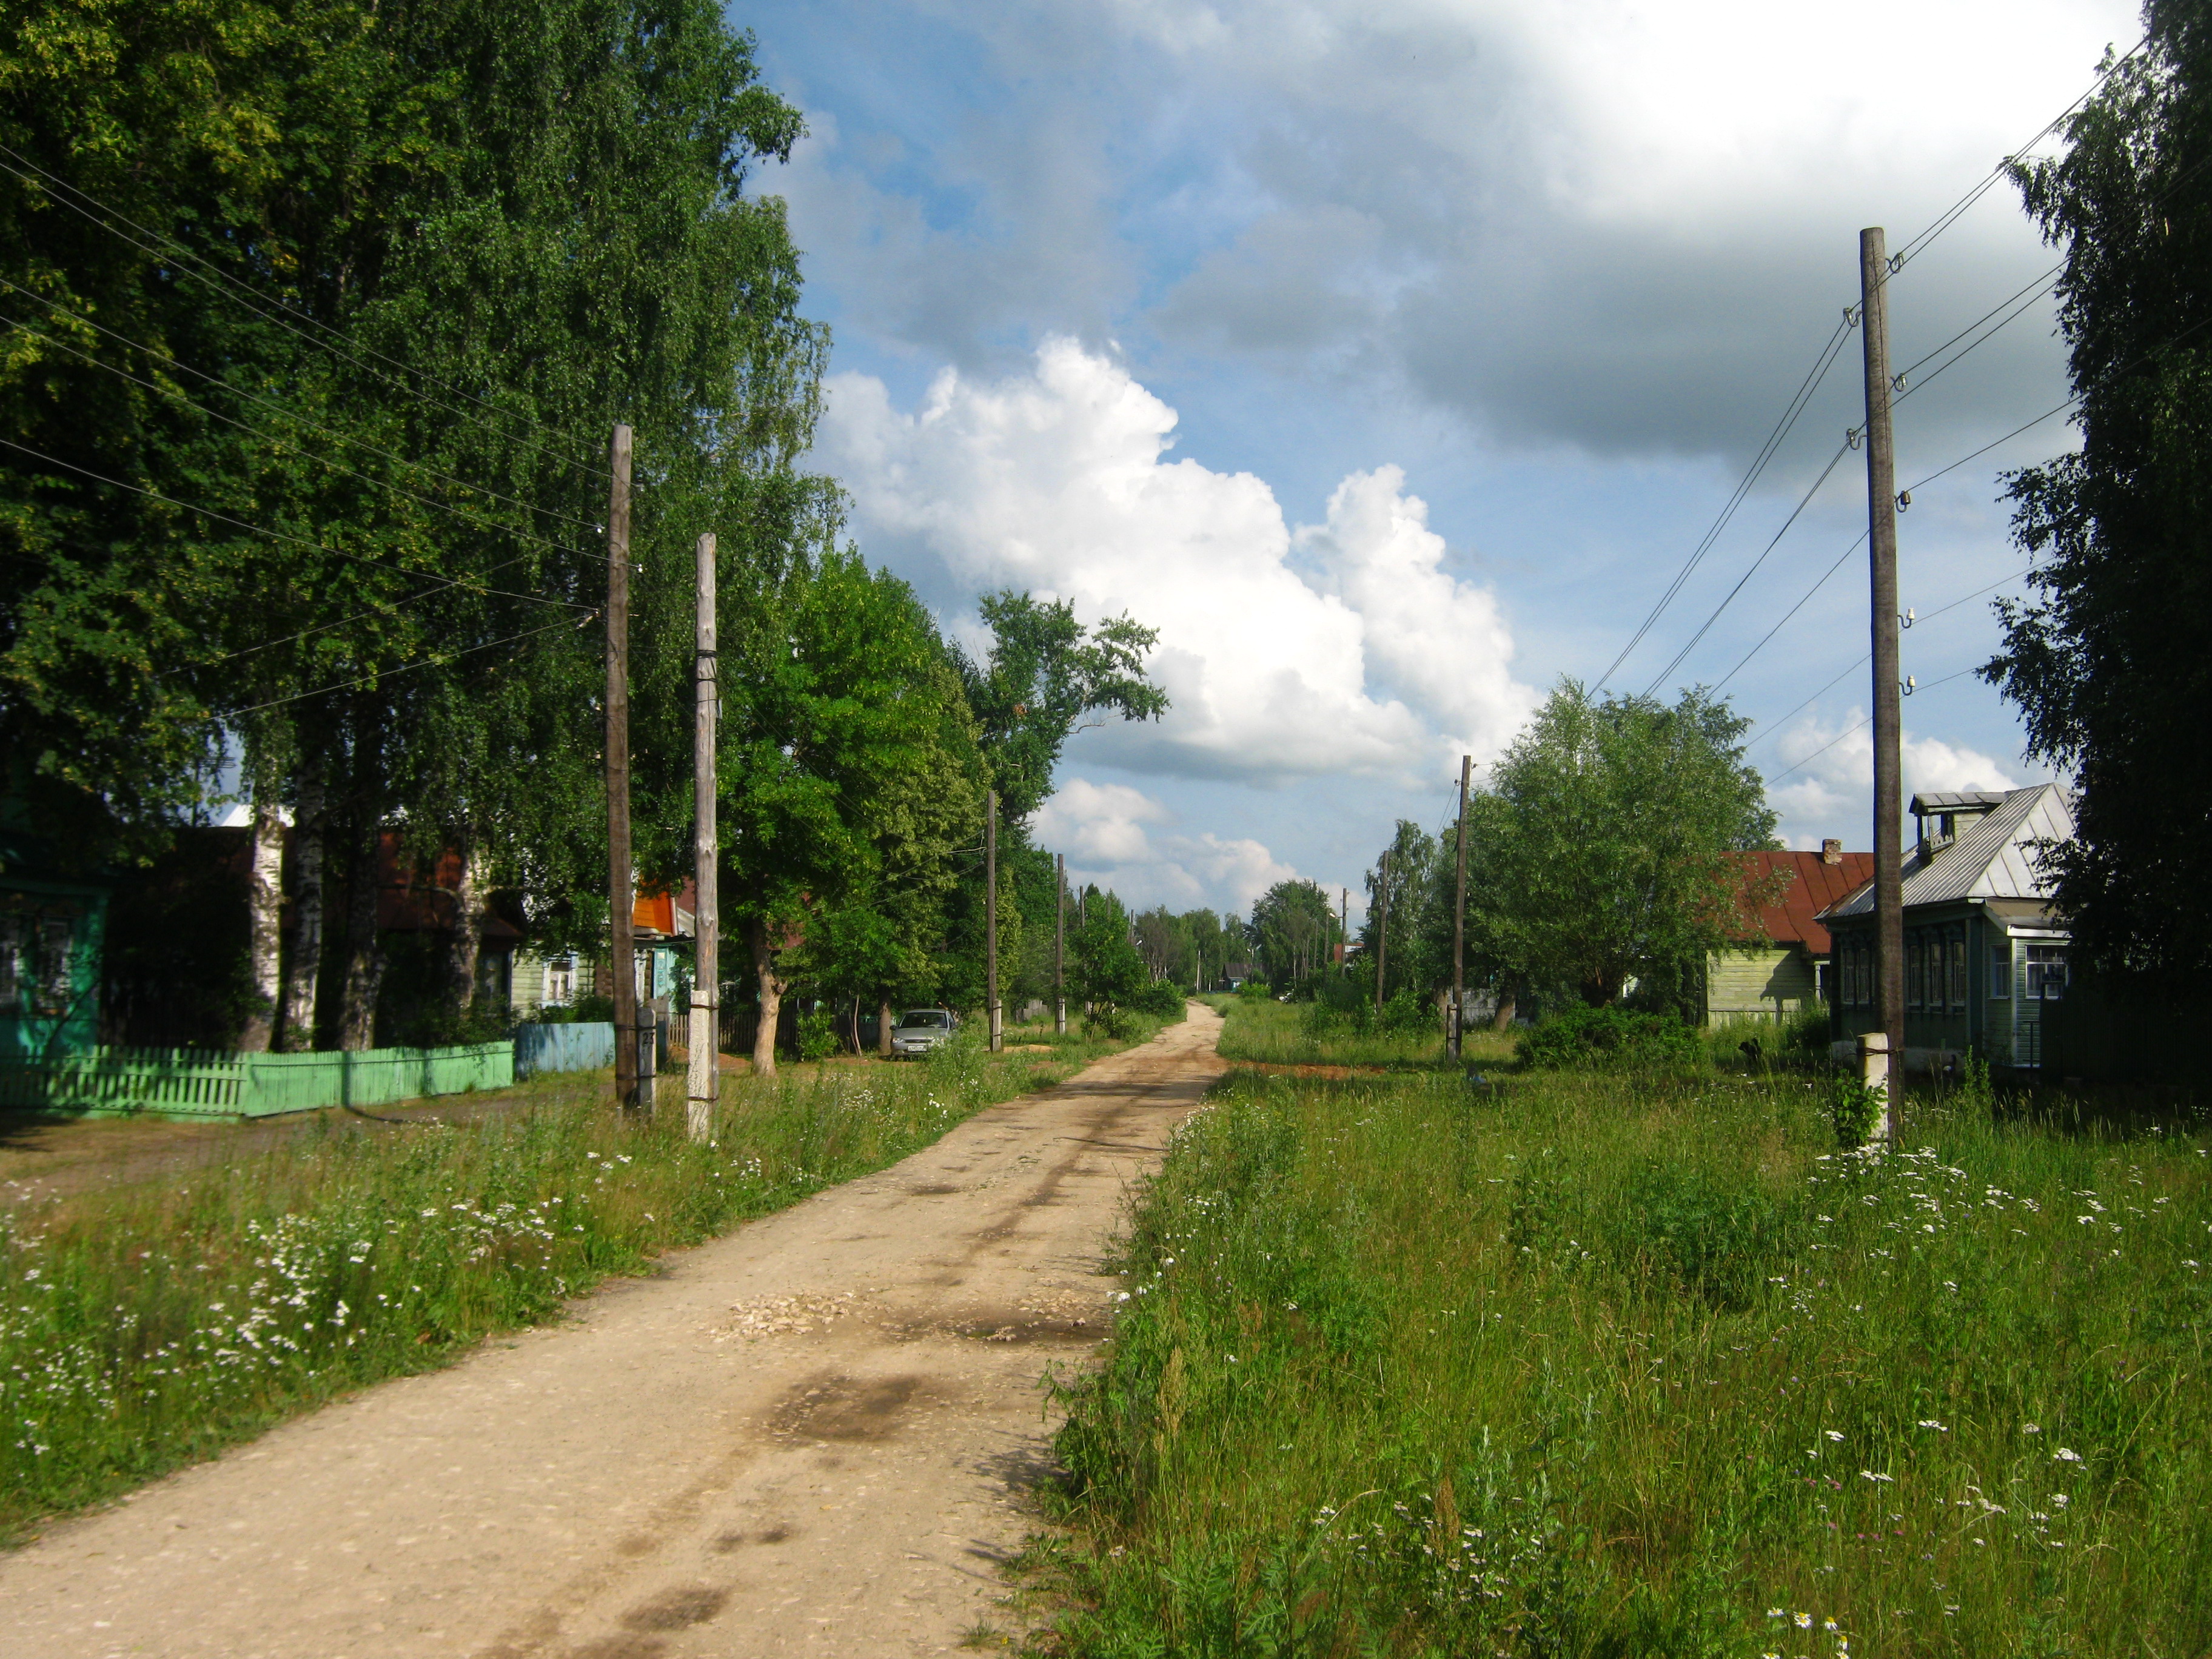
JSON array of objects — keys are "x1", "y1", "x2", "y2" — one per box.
[
  {"x1": 1767, "y1": 708, "x2": 2030, "y2": 849},
  {"x1": 1033, "y1": 776, "x2": 1298, "y2": 915},
  {"x1": 819, "y1": 337, "x2": 1537, "y2": 786}
]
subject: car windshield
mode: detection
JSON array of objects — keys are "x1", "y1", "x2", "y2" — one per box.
[{"x1": 897, "y1": 1011, "x2": 948, "y2": 1028}]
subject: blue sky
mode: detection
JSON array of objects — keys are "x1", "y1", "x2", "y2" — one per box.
[{"x1": 739, "y1": 0, "x2": 2140, "y2": 922}]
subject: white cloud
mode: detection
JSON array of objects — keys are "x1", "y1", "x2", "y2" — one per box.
[
  {"x1": 1767, "y1": 708, "x2": 2024, "y2": 847},
  {"x1": 818, "y1": 338, "x2": 1537, "y2": 784},
  {"x1": 1033, "y1": 774, "x2": 1297, "y2": 913}
]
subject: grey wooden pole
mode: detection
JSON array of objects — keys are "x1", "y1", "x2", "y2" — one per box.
[
  {"x1": 1860, "y1": 228, "x2": 1903, "y2": 1139},
  {"x1": 686, "y1": 531, "x2": 719, "y2": 1142},
  {"x1": 606, "y1": 425, "x2": 640, "y2": 1113},
  {"x1": 985, "y1": 790, "x2": 1002, "y2": 1051},
  {"x1": 1374, "y1": 850, "x2": 1390, "y2": 1016},
  {"x1": 1450, "y1": 754, "x2": 1470, "y2": 1062},
  {"x1": 1054, "y1": 852, "x2": 1067, "y2": 1035}
]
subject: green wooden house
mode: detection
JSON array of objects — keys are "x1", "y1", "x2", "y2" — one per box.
[{"x1": 1822, "y1": 784, "x2": 2073, "y2": 1073}]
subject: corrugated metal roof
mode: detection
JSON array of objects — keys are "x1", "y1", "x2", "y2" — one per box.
[
  {"x1": 1729, "y1": 850, "x2": 1877, "y2": 954},
  {"x1": 1821, "y1": 783, "x2": 2073, "y2": 920}
]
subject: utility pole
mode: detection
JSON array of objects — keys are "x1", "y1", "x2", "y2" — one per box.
[
  {"x1": 1450, "y1": 754, "x2": 1470, "y2": 1063},
  {"x1": 985, "y1": 789, "x2": 1002, "y2": 1052},
  {"x1": 1374, "y1": 850, "x2": 1390, "y2": 1017},
  {"x1": 1054, "y1": 853, "x2": 1067, "y2": 1035},
  {"x1": 1339, "y1": 888, "x2": 1348, "y2": 976},
  {"x1": 686, "y1": 531, "x2": 719, "y2": 1143},
  {"x1": 1859, "y1": 227, "x2": 1903, "y2": 1139},
  {"x1": 606, "y1": 424, "x2": 641, "y2": 1114}
]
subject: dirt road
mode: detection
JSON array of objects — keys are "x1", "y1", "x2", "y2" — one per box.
[{"x1": 0, "y1": 1005, "x2": 1225, "y2": 1658}]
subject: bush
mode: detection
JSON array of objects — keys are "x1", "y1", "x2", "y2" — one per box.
[
  {"x1": 1129, "y1": 978, "x2": 1188, "y2": 1019},
  {"x1": 797, "y1": 1005, "x2": 840, "y2": 1062},
  {"x1": 1518, "y1": 1004, "x2": 1702, "y2": 1070},
  {"x1": 1827, "y1": 1072, "x2": 1884, "y2": 1149}
]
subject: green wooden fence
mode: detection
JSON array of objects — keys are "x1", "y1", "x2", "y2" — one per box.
[{"x1": 0, "y1": 1041, "x2": 514, "y2": 1121}]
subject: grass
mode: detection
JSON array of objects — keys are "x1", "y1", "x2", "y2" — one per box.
[
  {"x1": 1208, "y1": 994, "x2": 1517, "y2": 1071},
  {"x1": 0, "y1": 1015, "x2": 1167, "y2": 1541},
  {"x1": 1033, "y1": 1059, "x2": 2212, "y2": 1656}
]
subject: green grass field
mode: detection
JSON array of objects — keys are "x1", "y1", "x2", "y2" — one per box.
[
  {"x1": 0, "y1": 1017, "x2": 1164, "y2": 1541},
  {"x1": 1034, "y1": 1056, "x2": 2212, "y2": 1656},
  {"x1": 1205, "y1": 993, "x2": 1517, "y2": 1070}
]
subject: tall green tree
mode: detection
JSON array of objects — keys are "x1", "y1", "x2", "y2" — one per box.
[
  {"x1": 1986, "y1": 8, "x2": 2212, "y2": 976},
  {"x1": 954, "y1": 591, "x2": 1169, "y2": 821},
  {"x1": 1358, "y1": 822, "x2": 1439, "y2": 1002},
  {"x1": 1466, "y1": 682, "x2": 1778, "y2": 1013},
  {"x1": 1248, "y1": 878, "x2": 1339, "y2": 988}
]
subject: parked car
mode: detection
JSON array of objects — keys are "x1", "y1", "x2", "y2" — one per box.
[{"x1": 890, "y1": 1007, "x2": 959, "y2": 1057}]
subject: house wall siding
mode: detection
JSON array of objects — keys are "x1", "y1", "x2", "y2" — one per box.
[{"x1": 1705, "y1": 945, "x2": 1818, "y2": 1024}]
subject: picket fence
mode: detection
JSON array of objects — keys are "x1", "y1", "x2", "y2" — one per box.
[
  {"x1": 0, "y1": 1041, "x2": 514, "y2": 1121},
  {"x1": 514, "y1": 1021, "x2": 614, "y2": 1079}
]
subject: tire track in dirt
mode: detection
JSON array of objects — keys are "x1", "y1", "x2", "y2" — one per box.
[{"x1": 0, "y1": 1007, "x2": 1224, "y2": 1658}]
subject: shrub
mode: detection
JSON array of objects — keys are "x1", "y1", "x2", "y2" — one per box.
[
  {"x1": 796, "y1": 1006, "x2": 841, "y2": 1062},
  {"x1": 1826, "y1": 1072, "x2": 1884, "y2": 1149},
  {"x1": 1517, "y1": 1005, "x2": 1703, "y2": 1070},
  {"x1": 1129, "y1": 978, "x2": 1188, "y2": 1019}
]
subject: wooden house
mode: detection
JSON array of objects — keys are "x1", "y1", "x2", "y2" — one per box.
[
  {"x1": 0, "y1": 823, "x2": 107, "y2": 1061},
  {"x1": 1820, "y1": 784, "x2": 2073, "y2": 1073},
  {"x1": 1704, "y1": 842, "x2": 1876, "y2": 1024}
]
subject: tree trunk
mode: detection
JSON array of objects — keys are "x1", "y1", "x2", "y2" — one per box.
[
  {"x1": 878, "y1": 996, "x2": 892, "y2": 1057},
  {"x1": 1492, "y1": 991, "x2": 1517, "y2": 1031},
  {"x1": 240, "y1": 795, "x2": 285, "y2": 1051},
  {"x1": 444, "y1": 837, "x2": 486, "y2": 1023},
  {"x1": 278, "y1": 759, "x2": 327, "y2": 1051},
  {"x1": 749, "y1": 920, "x2": 785, "y2": 1078},
  {"x1": 338, "y1": 810, "x2": 386, "y2": 1051}
]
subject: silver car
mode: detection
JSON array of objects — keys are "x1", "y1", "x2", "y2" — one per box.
[{"x1": 890, "y1": 1008, "x2": 959, "y2": 1056}]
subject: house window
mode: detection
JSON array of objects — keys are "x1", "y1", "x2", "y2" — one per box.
[
  {"x1": 1948, "y1": 930, "x2": 1969, "y2": 1013},
  {"x1": 546, "y1": 956, "x2": 577, "y2": 1006},
  {"x1": 1989, "y1": 939, "x2": 2011, "y2": 999},
  {"x1": 2026, "y1": 944, "x2": 2068, "y2": 1001},
  {"x1": 1906, "y1": 933, "x2": 1923, "y2": 1011}
]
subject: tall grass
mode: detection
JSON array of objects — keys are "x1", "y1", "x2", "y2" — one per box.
[
  {"x1": 1212, "y1": 996, "x2": 1512, "y2": 1070},
  {"x1": 1040, "y1": 1067, "x2": 2212, "y2": 1655},
  {"x1": 0, "y1": 1021, "x2": 1158, "y2": 1540}
]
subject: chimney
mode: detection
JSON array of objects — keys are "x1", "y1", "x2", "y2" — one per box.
[{"x1": 1821, "y1": 838, "x2": 1843, "y2": 865}]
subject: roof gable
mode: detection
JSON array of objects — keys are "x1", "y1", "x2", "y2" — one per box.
[
  {"x1": 1729, "y1": 849, "x2": 1877, "y2": 954},
  {"x1": 1820, "y1": 783, "x2": 2072, "y2": 920}
]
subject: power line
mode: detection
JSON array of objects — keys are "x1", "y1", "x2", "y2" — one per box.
[
  {"x1": 0, "y1": 435, "x2": 592, "y2": 612},
  {"x1": 0, "y1": 275, "x2": 608, "y2": 543},
  {"x1": 1597, "y1": 315, "x2": 1855, "y2": 689},
  {"x1": 4, "y1": 307, "x2": 606, "y2": 565},
  {"x1": 1763, "y1": 666, "x2": 1979, "y2": 783},
  {"x1": 1888, "y1": 36, "x2": 2149, "y2": 272},
  {"x1": 1640, "y1": 440, "x2": 1851, "y2": 697},
  {"x1": 228, "y1": 612, "x2": 598, "y2": 718},
  {"x1": 0, "y1": 144, "x2": 609, "y2": 482}
]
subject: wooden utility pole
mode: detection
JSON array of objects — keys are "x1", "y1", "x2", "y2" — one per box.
[
  {"x1": 606, "y1": 424, "x2": 640, "y2": 1113},
  {"x1": 1859, "y1": 228, "x2": 1903, "y2": 1138},
  {"x1": 985, "y1": 789, "x2": 1002, "y2": 1052},
  {"x1": 1450, "y1": 754, "x2": 1470, "y2": 1062},
  {"x1": 686, "y1": 531, "x2": 719, "y2": 1143},
  {"x1": 1374, "y1": 850, "x2": 1390, "y2": 1016},
  {"x1": 1054, "y1": 853, "x2": 1067, "y2": 1035},
  {"x1": 1339, "y1": 888, "x2": 1348, "y2": 975}
]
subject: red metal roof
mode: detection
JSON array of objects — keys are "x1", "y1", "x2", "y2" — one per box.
[{"x1": 1729, "y1": 850, "x2": 1876, "y2": 956}]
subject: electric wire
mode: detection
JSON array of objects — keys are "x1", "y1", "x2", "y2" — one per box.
[
  {"x1": 1596, "y1": 315, "x2": 1856, "y2": 688},
  {"x1": 228, "y1": 612, "x2": 598, "y2": 718},
  {"x1": 0, "y1": 144, "x2": 609, "y2": 481},
  {"x1": 1888, "y1": 36, "x2": 2148, "y2": 272},
  {"x1": 1764, "y1": 667, "x2": 1979, "y2": 782},
  {"x1": 1638, "y1": 440, "x2": 1852, "y2": 697},
  {"x1": 3, "y1": 308, "x2": 606, "y2": 565},
  {"x1": 0, "y1": 435, "x2": 592, "y2": 613},
  {"x1": 0, "y1": 275, "x2": 608, "y2": 542}
]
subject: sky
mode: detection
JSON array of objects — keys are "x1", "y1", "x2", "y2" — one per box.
[{"x1": 739, "y1": 0, "x2": 2142, "y2": 923}]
